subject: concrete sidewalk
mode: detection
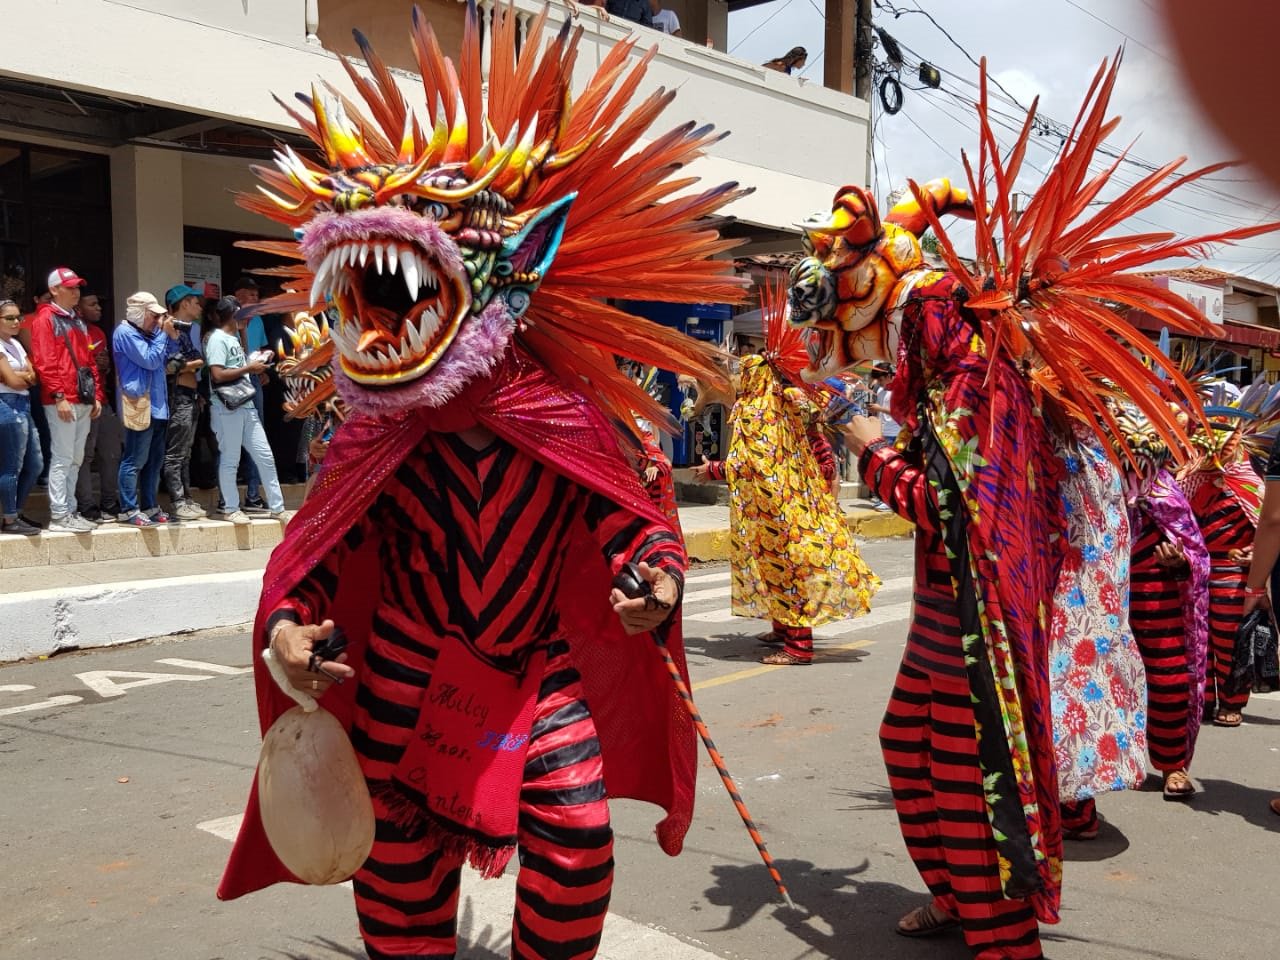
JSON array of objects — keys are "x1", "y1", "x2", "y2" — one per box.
[{"x1": 0, "y1": 502, "x2": 911, "y2": 663}]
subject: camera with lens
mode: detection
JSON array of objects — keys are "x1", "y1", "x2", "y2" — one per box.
[{"x1": 170, "y1": 319, "x2": 193, "y2": 332}]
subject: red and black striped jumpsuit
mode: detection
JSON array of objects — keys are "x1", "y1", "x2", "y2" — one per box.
[
  {"x1": 273, "y1": 432, "x2": 685, "y2": 959},
  {"x1": 1129, "y1": 514, "x2": 1194, "y2": 774},
  {"x1": 860, "y1": 439, "x2": 1044, "y2": 960},
  {"x1": 704, "y1": 426, "x2": 837, "y2": 662},
  {"x1": 1187, "y1": 483, "x2": 1255, "y2": 717}
]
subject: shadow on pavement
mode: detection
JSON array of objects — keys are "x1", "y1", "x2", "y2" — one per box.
[
  {"x1": 689, "y1": 630, "x2": 872, "y2": 666},
  {"x1": 831, "y1": 784, "x2": 896, "y2": 813},
  {"x1": 1187, "y1": 777, "x2": 1280, "y2": 832},
  {"x1": 701, "y1": 857, "x2": 972, "y2": 959},
  {"x1": 277, "y1": 900, "x2": 509, "y2": 960},
  {"x1": 1061, "y1": 817, "x2": 1130, "y2": 861}
]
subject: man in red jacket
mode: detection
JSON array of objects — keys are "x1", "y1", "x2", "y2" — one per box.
[{"x1": 29, "y1": 267, "x2": 101, "y2": 532}]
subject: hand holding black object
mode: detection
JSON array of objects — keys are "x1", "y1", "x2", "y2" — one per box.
[{"x1": 610, "y1": 562, "x2": 678, "y2": 635}]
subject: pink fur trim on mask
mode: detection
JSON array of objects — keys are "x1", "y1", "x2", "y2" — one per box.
[
  {"x1": 300, "y1": 208, "x2": 465, "y2": 277},
  {"x1": 334, "y1": 300, "x2": 514, "y2": 416}
]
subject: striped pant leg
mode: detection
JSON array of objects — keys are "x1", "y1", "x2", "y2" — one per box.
[
  {"x1": 1208, "y1": 570, "x2": 1249, "y2": 712},
  {"x1": 1131, "y1": 598, "x2": 1191, "y2": 773},
  {"x1": 512, "y1": 641, "x2": 614, "y2": 960},
  {"x1": 350, "y1": 612, "x2": 464, "y2": 958},
  {"x1": 881, "y1": 660, "x2": 1043, "y2": 960},
  {"x1": 1060, "y1": 799, "x2": 1098, "y2": 834},
  {"x1": 774, "y1": 622, "x2": 814, "y2": 662}
]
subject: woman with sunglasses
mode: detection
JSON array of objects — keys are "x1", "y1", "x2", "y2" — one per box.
[{"x1": 0, "y1": 298, "x2": 42, "y2": 534}]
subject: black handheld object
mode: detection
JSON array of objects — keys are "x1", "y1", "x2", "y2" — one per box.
[
  {"x1": 311, "y1": 626, "x2": 348, "y2": 662},
  {"x1": 612, "y1": 562, "x2": 652, "y2": 600}
]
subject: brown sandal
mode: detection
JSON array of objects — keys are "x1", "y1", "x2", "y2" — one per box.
[
  {"x1": 760, "y1": 649, "x2": 811, "y2": 666},
  {"x1": 1214, "y1": 710, "x2": 1243, "y2": 727},
  {"x1": 1163, "y1": 769, "x2": 1196, "y2": 801},
  {"x1": 1269, "y1": 797, "x2": 1280, "y2": 817},
  {"x1": 895, "y1": 902, "x2": 958, "y2": 938}
]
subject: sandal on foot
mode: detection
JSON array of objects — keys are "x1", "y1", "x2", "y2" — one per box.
[
  {"x1": 761, "y1": 649, "x2": 811, "y2": 666},
  {"x1": 756, "y1": 630, "x2": 785, "y2": 646},
  {"x1": 1063, "y1": 824, "x2": 1099, "y2": 841},
  {"x1": 1270, "y1": 797, "x2": 1280, "y2": 817},
  {"x1": 1163, "y1": 770, "x2": 1196, "y2": 801},
  {"x1": 1214, "y1": 710, "x2": 1243, "y2": 727},
  {"x1": 895, "y1": 903, "x2": 958, "y2": 938}
]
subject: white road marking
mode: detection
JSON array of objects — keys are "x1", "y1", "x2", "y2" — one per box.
[
  {"x1": 156, "y1": 658, "x2": 253, "y2": 675},
  {"x1": 682, "y1": 584, "x2": 733, "y2": 604},
  {"x1": 0, "y1": 684, "x2": 83, "y2": 717},
  {"x1": 198, "y1": 814, "x2": 724, "y2": 958},
  {"x1": 684, "y1": 576, "x2": 914, "y2": 623},
  {"x1": 684, "y1": 569, "x2": 731, "y2": 585},
  {"x1": 75, "y1": 669, "x2": 214, "y2": 699}
]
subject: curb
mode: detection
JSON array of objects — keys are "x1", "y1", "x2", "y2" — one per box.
[
  {"x1": 0, "y1": 569, "x2": 262, "y2": 663},
  {"x1": 684, "y1": 509, "x2": 913, "y2": 562}
]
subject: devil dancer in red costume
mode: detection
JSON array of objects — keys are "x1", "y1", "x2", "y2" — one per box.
[
  {"x1": 218, "y1": 6, "x2": 750, "y2": 958},
  {"x1": 788, "y1": 52, "x2": 1276, "y2": 959}
]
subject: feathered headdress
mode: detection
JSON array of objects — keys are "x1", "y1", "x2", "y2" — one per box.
[
  {"x1": 908, "y1": 52, "x2": 1280, "y2": 462},
  {"x1": 238, "y1": 1, "x2": 747, "y2": 432}
]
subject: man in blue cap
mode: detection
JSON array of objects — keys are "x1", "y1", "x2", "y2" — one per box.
[{"x1": 161, "y1": 284, "x2": 207, "y2": 520}]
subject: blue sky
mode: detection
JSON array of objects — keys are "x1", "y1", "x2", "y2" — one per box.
[{"x1": 727, "y1": 0, "x2": 1280, "y2": 283}]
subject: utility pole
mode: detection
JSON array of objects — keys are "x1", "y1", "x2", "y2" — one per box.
[{"x1": 855, "y1": 0, "x2": 873, "y2": 100}]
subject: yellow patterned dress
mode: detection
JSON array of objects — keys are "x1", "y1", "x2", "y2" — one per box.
[{"x1": 726, "y1": 356, "x2": 879, "y2": 628}]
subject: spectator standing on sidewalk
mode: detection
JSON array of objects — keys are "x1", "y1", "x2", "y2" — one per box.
[
  {"x1": 206, "y1": 296, "x2": 287, "y2": 524},
  {"x1": 230, "y1": 276, "x2": 268, "y2": 512},
  {"x1": 114, "y1": 292, "x2": 179, "y2": 527},
  {"x1": 161, "y1": 285, "x2": 207, "y2": 520},
  {"x1": 30, "y1": 267, "x2": 102, "y2": 533},
  {"x1": 74, "y1": 290, "x2": 123, "y2": 523},
  {"x1": 648, "y1": 0, "x2": 681, "y2": 34},
  {"x1": 0, "y1": 299, "x2": 42, "y2": 535},
  {"x1": 867, "y1": 365, "x2": 899, "y2": 512},
  {"x1": 606, "y1": 0, "x2": 654, "y2": 27}
]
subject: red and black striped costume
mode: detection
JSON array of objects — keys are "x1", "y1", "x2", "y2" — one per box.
[
  {"x1": 266, "y1": 434, "x2": 682, "y2": 958},
  {"x1": 1129, "y1": 516, "x2": 1194, "y2": 773},
  {"x1": 1185, "y1": 479, "x2": 1257, "y2": 715},
  {"x1": 219, "y1": 359, "x2": 698, "y2": 960},
  {"x1": 860, "y1": 439, "x2": 1045, "y2": 960},
  {"x1": 703, "y1": 427, "x2": 837, "y2": 662}
]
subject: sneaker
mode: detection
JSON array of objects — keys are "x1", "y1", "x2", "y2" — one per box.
[
  {"x1": 81, "y1": 508, "x2": 103, "y2": 523},
  {"x1": 184, "y1": 499, "x2": 208, "y2": 517},
  {"x1": 49, "y1": 514, "x2": 94, "y2": 533},
  {"x1": 116, "y1": 511, "x2": 134, "y2": 523},
  {"x1": 145, "y1": 508, "x2": 171, "y2": 525},
  {"x1": 243, "y1": 497, "x2": 269, "y2": 515},
  {"x1": 1, "y1": 517, "x2": 41, "y2": 536},
  {"x1": 123, "y1": 511, "x2": 157, "y2": 528},
  {"x1": 875, "y1": 501, "x2": 893, "y2": 513},
  {"x1": 76, "y1": 512, "x2": 101, "y2": 528},
  {"x1": 221, "y1": 509, "x2": 253, "y2": 525},
  {"x1": 95, "y1": 512, "x2": 119, "y2": 525},
  {"x1": 270, "y1": 509, "x2": 295, "y2": 522},
  {"x1": 174, "y1": 502, "x2": 205, "y2": 521}
]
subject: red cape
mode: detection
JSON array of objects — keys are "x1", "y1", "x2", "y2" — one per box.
[{"x1": 219, "y1": 351, "x2": 696, "y2": 900}]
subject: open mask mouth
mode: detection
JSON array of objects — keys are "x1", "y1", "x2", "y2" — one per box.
[
  {"x1": 279, "y1": 339, "x2": 336, "y2": 420},
  {"x1": 312, "y1": 237, "x2": 469, "y2": 386}
]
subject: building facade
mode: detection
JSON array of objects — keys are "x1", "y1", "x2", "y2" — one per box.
[{"x1": 0, "y1": 0, "x2": 871, "y2": 318}]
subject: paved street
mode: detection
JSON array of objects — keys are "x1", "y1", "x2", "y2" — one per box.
[{"x1": 3, "y1": 537, "x2": 1279, "y2": 960}]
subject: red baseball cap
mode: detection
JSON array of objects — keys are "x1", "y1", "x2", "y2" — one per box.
[{"x1": 47, "y1": 266, "x2": 86, "y2": 290}]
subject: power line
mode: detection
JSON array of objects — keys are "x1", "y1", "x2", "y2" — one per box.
[
  {"x1": 1058, "y1": 0, "x2": 1176, "y2": 66},
  {"x1": 729, "y1": 0, "x2": 799, "y2": 55}
]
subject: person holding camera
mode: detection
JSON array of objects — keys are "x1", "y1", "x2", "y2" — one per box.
[
  {"x1": 206, "y1": 296, "x2": 287, "y2": 524},
  {"x1": 161, "y1": 285, "x2": 207, "y2": 520},
  {"x1": 29, "y1": 267, "x2": 102, "y2": 533},
  {"x1": 113, "y1": 292, "x2": 180, "y2": 527}
]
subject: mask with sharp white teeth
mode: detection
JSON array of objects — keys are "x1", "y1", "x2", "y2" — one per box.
[{"x1": 236, "y1": 7, "x2": 747, "y2": 422}]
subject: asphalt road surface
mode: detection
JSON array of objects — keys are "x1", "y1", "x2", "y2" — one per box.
[{"x1": 3, "y1": 537, "x2": 1279, "y2": 960}]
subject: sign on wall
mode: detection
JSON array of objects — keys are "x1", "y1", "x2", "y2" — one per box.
[
  {"x1": 183, "y1": 252, "x2": 222, "y2": 298},
  {"x1": 1154, "y1": 277, "x2": 1224, "y2": 325}
]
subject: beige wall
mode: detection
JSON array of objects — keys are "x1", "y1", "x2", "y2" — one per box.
[
  {"x1": 181, "y1": 155, "x2": 292, "y2": 238},
  {"x1": 110, "y1": 146, "x2": 184, "y2": 303}
]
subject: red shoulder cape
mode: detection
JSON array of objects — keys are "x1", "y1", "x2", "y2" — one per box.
[{"x1": 218, "y1": 351, "x2": 696, "y2": 900}]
